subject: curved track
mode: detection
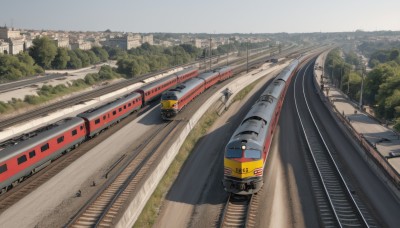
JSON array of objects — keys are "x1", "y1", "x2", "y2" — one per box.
[{"x1": 294, "y1": 61, "x2": 372, "y2": 227}]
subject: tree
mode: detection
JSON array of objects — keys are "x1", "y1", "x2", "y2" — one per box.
[
  {"x1": 52, "y1": 48, "x2": 70, "y2": 69},
  {"x1": 29, "y1": 36, "x2": 57, "y2": 69},
  {"x1": 74, "y1": 49, "x2": 90, "y2": 67},
  {"x1": 86, "y1": 50, "x2": 100, "y2": 64},
  {"x1": 91, "y1": 46, "x2": 109, "y2": 62},
  {"x1": 67, "y1": 50, "x2": 82, "y2": 69}
]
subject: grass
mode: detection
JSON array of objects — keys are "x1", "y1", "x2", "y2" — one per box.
[
  {"x1": 133, "y1": 110, "x2": 219, "y2": 228},
  {"x1": 231, "y1": 77, "x2": 264, "y2": 104}
]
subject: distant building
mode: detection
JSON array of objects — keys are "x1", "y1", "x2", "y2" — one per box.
[
  {"x1": 157, "y1": 40, "x2": 172, "y2": 47},
  {"x1": 23, "y1": 39, "x2": 33, "y2": 51},
  {"x1": 189, "y1": 39, "x2": 202, "y2": 48},
  {"x1": 0, "y1": 40, "x2": 9, "y2": 54},
  {"x1": 70, "y1": 40, "x2": 92, "y2": 50},
  {"x1": 0, "y1": 26, "x2": 21, "y2": 40},
  {"x1": 103, "y1": 34, "x2": 141, "y2": 50},
  {"x1": 142, "y1": 34, "x2": 153, "y2": 45},
  {"x1": 54, "y1": 37, "x2": 70, "y2": 49},
  {"x1": 9, "y1": 38, "x2": 24, "y2": 54}
]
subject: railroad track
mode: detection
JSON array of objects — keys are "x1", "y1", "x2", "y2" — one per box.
[
  {"x1": 0, "y1": 45, "x2": 305, "y2": 130},
  {"x1": 220, "y1": 191, "x2": 261, "y2": 228},
  {"x1": 66, "y1": 120, "x2": 181, "y2": 227},
  {"x1": 294, "y1": 61, "x2": 374, "y2": 227}
]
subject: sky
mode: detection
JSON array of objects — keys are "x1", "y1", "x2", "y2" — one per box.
[{"x1": 1, "y1": 0, "x2": 399, "y2": 34}]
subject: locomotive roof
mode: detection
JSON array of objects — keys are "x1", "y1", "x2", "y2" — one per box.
[
  {"x1": 77, "y1": 92, "x2": 141, "y2": 120},
  {"x1": 227, "y1": 88, "x2": 279, "y2": 151},
  {"x1": 162, "y1": 78, "x2": 204, "y2": 100},
  {"x1": 197, "y1": 71, "x2": 220, "y2": 81},
  {"x1": 138, "y1": 74, "x2": 177, "y2": 92},
  {"x1": 0, "y1": 117, "x2": 84, "y2": 163}
]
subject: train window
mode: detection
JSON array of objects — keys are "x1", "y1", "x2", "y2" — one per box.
[
  {"x1": 57, "y1": 136, "x2": 64, "y2": 144},
  {"x1": 0, "y1": 164, "x2": 7, "y2": 174},
  {"x1": 41, "y1": 143, "x2": 49, "y2": 152},
  {"x1": 17, "y1": 155, "x2": 27, "y2": 164},
  {"x1": 80, "y1": 125, "x2": 84, "y2": 130},
  {"x1": 128, "y1": 103, "x2": 131, "y2": 107},
  {"x1": 29, "y1": 150, "x2": 36, "y2": 158},
  {"x1": 103, "y1": 115, "x2": 106, "y2": 120},
  {"x1": 113, "y1": 110, "x2": 117, "y2": 115},
  {"x1": 119, "y1": 108, "x2": 122, "y2": 112},
  {"x1": 124, "y1": 105, "x2": 126, "y2": 109},
  {"x1": 226, "y1": 149, "x2": 242, "y2": 158},
  {"x1": 244, "y1": 150, "x2": 261, "y2": 159},
  {"x1": 72, "y1": 129, "x2": 77, "y2": 136},
  {"x1": 95, "y1": 119, "x2": 100, "y2": 124}
]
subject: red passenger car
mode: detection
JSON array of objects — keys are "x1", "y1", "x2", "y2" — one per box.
[
  {"x1": 135, "y1": 74, "x2": 178, "y2": 104},
  {"x1": 218, "y1": 66, "x2": 233, "y2": 81},
  {"x1": 77, "y1": 92, "x2": 142, "y2": 137},
  {"x1": 176, "y1": 68, "x2": 199, "y2": 83},
  {"x1": 0, "y1": 117, "x2": 87, "y2": 192},
  {"x1": 197, "y1": 71, "x2": 220, "y2": 89}
]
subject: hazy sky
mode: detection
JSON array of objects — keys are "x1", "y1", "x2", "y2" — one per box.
[{"x1": 1, "y1": 0, "x2": 399, "y2": 33}]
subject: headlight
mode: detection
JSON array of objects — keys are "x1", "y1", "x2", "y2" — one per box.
[{"x1": 254, "y1": 168, "x2": 263, "y2": 176}]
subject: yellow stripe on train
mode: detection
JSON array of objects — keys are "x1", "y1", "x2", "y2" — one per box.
[
  {"x1": 224, "y1": 158, "x2": 263, "y2": 179},
  {"x1": 161, "y1": 100, "x2": 178, "y2": 110}
]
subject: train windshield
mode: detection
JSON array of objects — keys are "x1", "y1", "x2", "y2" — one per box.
[
  {"x1": 226, "y1": 149, "x2": 242, "y2": 158},
  {"x1": 161, "y1": 93, "x2": 177, "y2": 100},
  {"x1": 244, "y1": 149, "x2": 261, "y2": 159}
]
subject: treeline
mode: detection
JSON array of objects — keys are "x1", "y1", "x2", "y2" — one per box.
[
  {"x1": 116, "y1": 43, "x2": 202, "y2": 78},
  {"x1": 29, "y1": 37, "x2": 109, "y2": 69},
  {"x1": 326, "y1": 48, "x2": 400, "y2": 131},
  {"x1": 358, "y1": 41, "x2": 400, "y2": 58},
  {"x1": 0, "y1": 65, "x2": 121, "y2": 113},
  {"x1": 0, "y1": 52, "x2": 44, "y2": 82},
  {"x1": 0, "y1": 37, "x2": 110, "y2": 82}
]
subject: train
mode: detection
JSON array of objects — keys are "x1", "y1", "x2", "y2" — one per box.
[
  {"x1": 0, "y1": 67, "x2": 198, "y2": 194},
  {"x1": 222, "y1": 60, "x2": 299, "y2": 195},
  {"x1": 160, "y1": 66, "x2": 233, "y2": 119}
]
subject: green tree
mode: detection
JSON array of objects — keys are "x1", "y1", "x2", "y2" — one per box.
[
  {"x1": 74, "y1": 49, "x2": 90, "y2": 67},
  {"x1": 87, "y1": 50, "x2": 100, "y2": 64},
  {"x1": 91, "y1": 46, "x2": 109, "y2": 62},
  {"x1": 29, "y1": 36, "x2": 57, "y2": 69},
  {"x1": 52, "y1": 48, "x2": 70, "y2": 69},
  {"x1": 67, "y1": 50, "x2": 82, "y2": 69}
]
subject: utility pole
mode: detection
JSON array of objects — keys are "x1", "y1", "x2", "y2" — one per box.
[
  {"x1": 246, "y1": 41, "x2": 249, "y2": 73},
  {"x1": 209, "y1": 35, "x2": 212, "y2": 71},
  {"x1": 359, "y1": 57, "x2": 365, "y2": 110},
  {"x1": 203, "y1": 48, "x2": 206, "y2": 70},
  {"x1": 226, "y1": 39, "x2": 229, "y2": 66},
  {"x1": 347, "y1": 67, "x2": 350, "y2": 95}
]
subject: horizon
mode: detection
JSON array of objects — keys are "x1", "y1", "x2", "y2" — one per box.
[{"x1": 1, "y1": 0, "x2": 399, "y2": 34}]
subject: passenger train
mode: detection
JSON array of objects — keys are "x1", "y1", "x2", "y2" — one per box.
[
  {"x1": 0, "y1": 67, "x2": 198, "y2": 193},
  {"x1": 160, "y1": 66, "x2": 233, "y2": 119},
  {"x1": 223, "y1": 60, "x2": 299, "y2": 195}
]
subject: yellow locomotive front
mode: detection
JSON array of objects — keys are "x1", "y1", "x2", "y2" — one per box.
[
  {"x1": 160, "y1": 92, "x2": 179, "y2": 119},
  {"x1": 223, "y1": 143, "x2": 264, "y2": 195}
]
